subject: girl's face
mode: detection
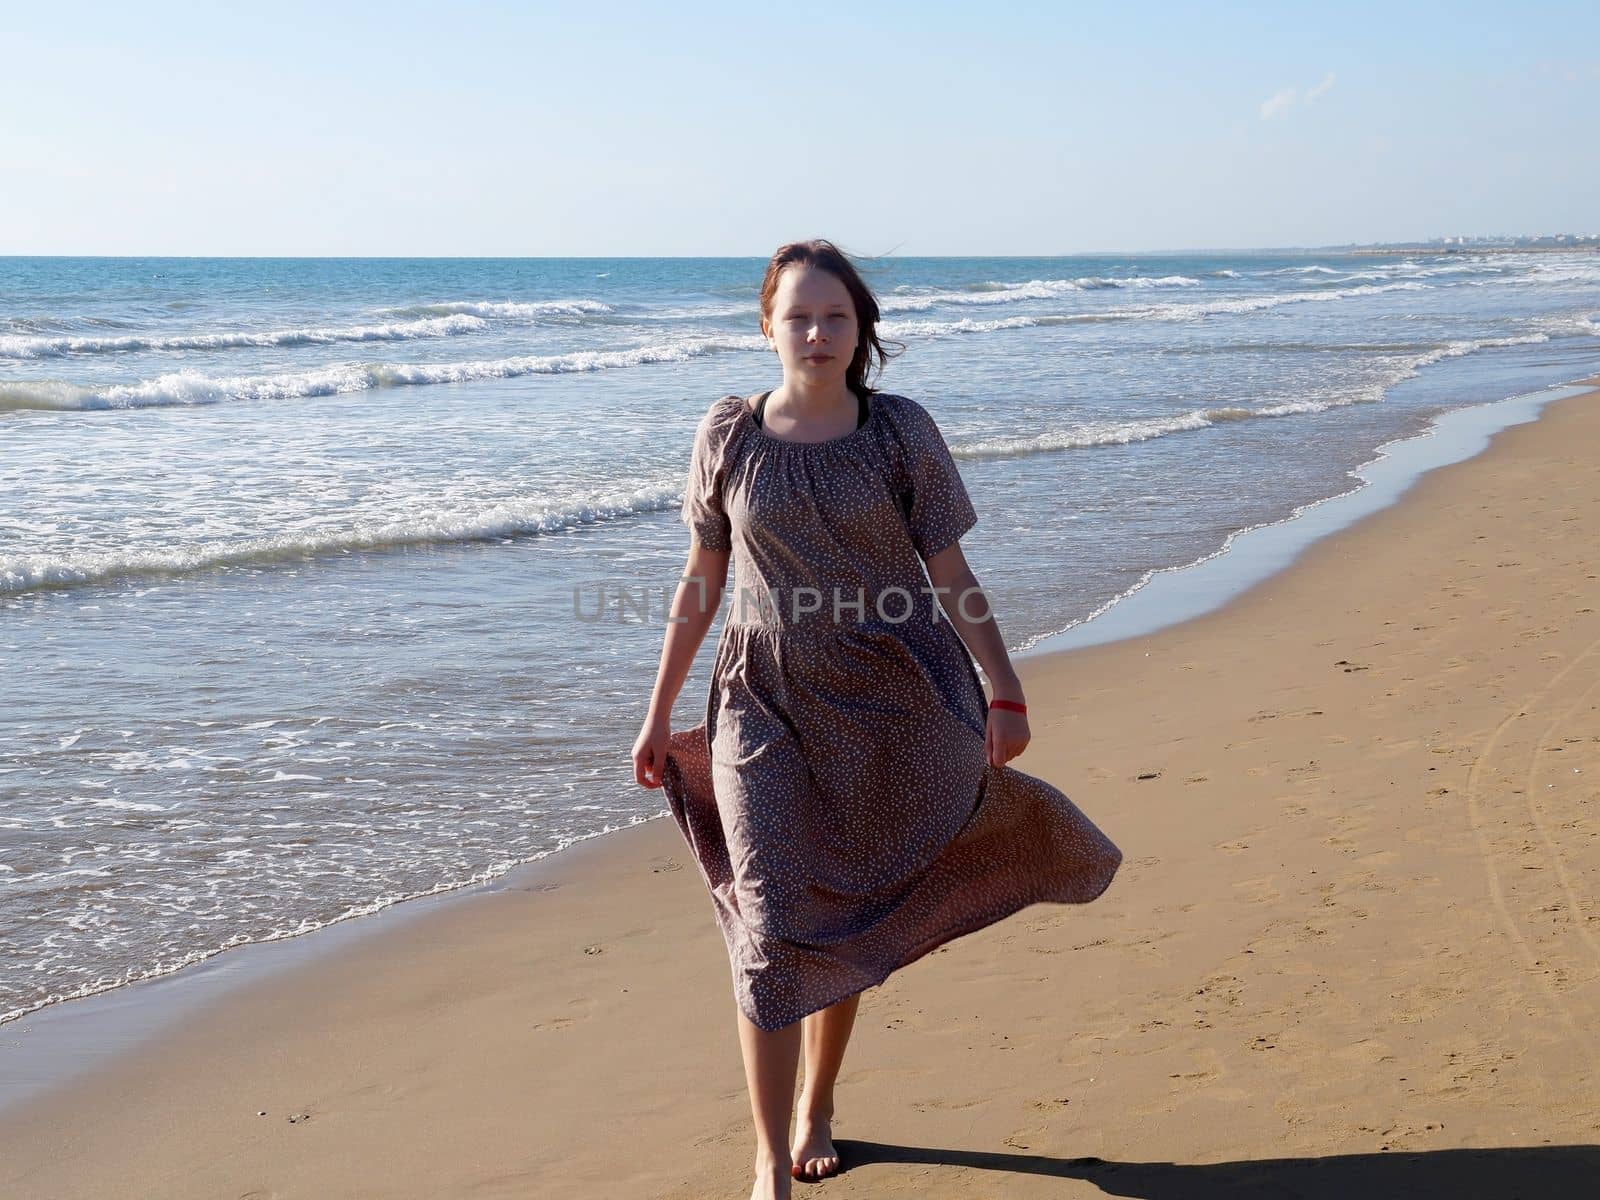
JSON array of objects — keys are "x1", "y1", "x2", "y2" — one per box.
[{"x1": 761, "y1": 263, "x2": 859, "y2": 389}]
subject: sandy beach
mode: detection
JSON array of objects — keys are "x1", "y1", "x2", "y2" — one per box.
[{"x1": 4, "y1": 382, "x2": 1599, "y2": 1198}]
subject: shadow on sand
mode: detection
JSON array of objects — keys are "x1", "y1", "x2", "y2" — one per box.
[{"x1": 833, "y1": 1140, "x2": 1600, "y2": 1197}]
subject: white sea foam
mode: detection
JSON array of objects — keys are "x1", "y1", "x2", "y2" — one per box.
[
  {"x1": 1534, "y1": 312, "x2": 1600, "y2": 336},
  {"x1": 946, "y1": 332, "x2": 1555, "y2": 463},
  {"x1": 1400, "y1": 262, "x2": 1491, "y2": 277},
  {"x1": 378, "y1": 299, "x2": 614, "y2": 319},
  {"x1": 0, "y1": 334, "x2": 769, "y2": 412},
  {"x1": 1081, "y1": 275, "x2": 1202, "y2": 289},
  {"x1": 1412, "y1": 333, "x2": 1551, "y2": 365},
  {"x1": 0, "y1": 815, "x2": 653, "y2": 1030},
  {"x1": 80, "y1": 797, "x2": 167, "y2": 813},
  {"x1": 0, "y1": 482, "x2": 687, "y2": 593},
  {"x1": 881, "y1": 315, "x2": 1044, "y2": 337},
  {"x1": 0, "y1": 315, "x2": 487, "y2": 360},
  {"x1": 1520, "y1": 262, "x2": 1600, "y2": 286},
  {"x1": 880, "y1": 275, "x2": 1200, "y2": 313},
  {"x1": 881, "y1": 282, "x2": 1434, "y2": 340},
  {"x1": 949, "y1": 399, "x2": 1376, "y2": 461}
]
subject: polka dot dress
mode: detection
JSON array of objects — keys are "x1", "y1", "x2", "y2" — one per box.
[{"x1": 660, "y1": 391, "x2": 1122, "y2": 1032}]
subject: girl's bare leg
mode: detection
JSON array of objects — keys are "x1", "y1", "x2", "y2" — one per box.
[
  {"x1": 792, "y1": 991, "x2": 862, "y2": 1179},
  {"x1": 735, "y1": 1005, "x2": 801, "y2": 1200}
]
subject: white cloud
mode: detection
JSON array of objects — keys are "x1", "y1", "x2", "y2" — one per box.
[
  {"x1": 1259, "y1": 87, "x2": 1298, "y2": 120},
  {"x1": 1259, "y1": 72, "x2": 1335, "y2": 120}
]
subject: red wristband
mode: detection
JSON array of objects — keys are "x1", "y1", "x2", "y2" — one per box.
[{"x1": 989, "y1": 698, "x2": 1027, "y2": 714}]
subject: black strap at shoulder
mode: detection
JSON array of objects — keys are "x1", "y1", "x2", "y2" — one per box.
[{"x1": 752, "y1": 389, "x2": 870, "y2": 429}]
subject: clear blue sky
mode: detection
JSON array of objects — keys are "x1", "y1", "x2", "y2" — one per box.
[{"x1": 4, "y1": 2, "x2": 1597, "y2": 255}]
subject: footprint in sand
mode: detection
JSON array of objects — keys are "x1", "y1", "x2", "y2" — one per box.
[
  {"x1": 1232, "y1": 877, "x2": 1281, "y2": 904},
  {"x1": 913, "y1": 1095, "x2": 987, "y2": 1113},
  {"x1": 1331, "y1": 1037, "x2": 1396, "y2": 1066}
]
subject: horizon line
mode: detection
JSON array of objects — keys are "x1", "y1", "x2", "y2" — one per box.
[{"x1": 0, "y1": 243, "x2": 1531, "y2": 261}]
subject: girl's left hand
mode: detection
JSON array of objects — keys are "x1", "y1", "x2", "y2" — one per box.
[{"x1": 985, "y1": 707, "x2": 1030, "y2": 769}]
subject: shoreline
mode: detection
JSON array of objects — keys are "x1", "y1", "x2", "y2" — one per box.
[
  {"x1": 5, "y1": 372, "x2": 1596, "y2": 1194},
  {"x1": 2, "y1": 374, "x2": 1597, "y2": 1121},
  {"x1": 1020, "y1": 379, "x2": 1595, "y2": 657}
]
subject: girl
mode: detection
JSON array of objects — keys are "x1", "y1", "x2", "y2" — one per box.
[{"x1": 632, "y1": 240, "x2": 1121, "y2": 1199}]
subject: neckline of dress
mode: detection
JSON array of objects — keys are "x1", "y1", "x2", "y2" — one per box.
[{"x1": 740, "y1": 390, "x2": 881, "y2": 449}]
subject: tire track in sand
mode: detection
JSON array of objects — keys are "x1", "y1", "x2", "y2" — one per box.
[
  {"x1": 1463, "y1": 632, "x2": 1600, "y2": 1042},
  {"x1": 1522, "y1": 670, "x2": 1600, "y2": 964}
]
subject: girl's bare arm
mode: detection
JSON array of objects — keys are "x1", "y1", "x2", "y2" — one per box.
[
  {"x1": 645, "y1": 540, "x2": 731, "y2": 723},
  {"x1": 923, "y1": 541, "x2": 1029, "y2": 768},
  {"x1": 923, "y1": 542, "x2": 1022, "y2": 698}
]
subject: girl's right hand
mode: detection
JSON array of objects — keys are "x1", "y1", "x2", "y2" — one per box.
[{"x1": 632, "y1": 713, "x2": 671, "y2": 789}]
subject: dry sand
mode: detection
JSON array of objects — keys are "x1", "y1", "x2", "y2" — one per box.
[{"x1": 3, "y1": 386, "x2": 1598, "y2": 1198}]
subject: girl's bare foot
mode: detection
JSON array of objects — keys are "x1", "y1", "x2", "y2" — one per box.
[
  {"x1": 790, "y1": 1111, "x2": 840, "y2": 1181},
  {"x1": 750, "y1": 1149, "x2": 792, "y2": 1199}
]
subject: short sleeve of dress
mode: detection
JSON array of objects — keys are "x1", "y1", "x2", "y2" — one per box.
[
  {"x1": 680, "y1": 396, "x2": 737, "y2": 552},
  {"x1": 896, "y1": 396, "x2": 978, "y2": 560}
]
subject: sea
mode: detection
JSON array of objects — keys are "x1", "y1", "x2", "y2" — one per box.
[{"x1": 3, "y1": 251, "x2": 1598, "y2": 1030}]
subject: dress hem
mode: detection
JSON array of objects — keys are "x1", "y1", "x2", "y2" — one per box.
[
  {"x1": 661, "y1": 718, "x2": 1124, "y2": 1033},
  {"x1": 730, "y1": 847, "x2": 1122, "y2": 1032}
]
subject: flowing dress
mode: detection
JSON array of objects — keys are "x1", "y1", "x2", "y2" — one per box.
[{"x1": 661, "y1": 390, "x2": 1122, "y2": 1031}]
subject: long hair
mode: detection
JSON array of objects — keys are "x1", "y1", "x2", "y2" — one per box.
[{"x1": 758, "y1": 239, "x2": 903, "y2": 398}]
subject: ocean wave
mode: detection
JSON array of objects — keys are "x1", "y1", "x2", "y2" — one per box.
[
  {"x1": 377, "y1": 299, "x2": 614, "y2": 319},
  {"x1": 1109, "y1": 281, "x2": 1431, "y2": 319},
  {"x1": 949, "y1": 401, "x2": 1363, "y2": 461},
  {"x1": 952, "y1": 411, "x2": 1229, "y2": 458},
  {"x1": 0, "y1": 483, "x2": 686, "y2": 593},
  {"x1": 880, "y1": 275, "x2": 1200, "y2": 313},
  {"x1": 1519, "y1": 263, "x2": 1600, "y2": 286},
  {"x1": 0, "y1": 334, "x2": 769, "y2": 412},
  {"x1": 4, "y1": 330, "x2": 1569, "y2": 591},
  {"x1": 947, "y1": 332, "x2": 1553, "y2": 462},
  {"x1": 880, "y1": 315, "x2": 1045, "y2": 337},
  {"x1": 1409, "y1": 333, "x2": 1551, "y2": 366},
  {"x1": 1076, "y1": 275, "x2": 1203, "y2": 289},
  {"x1": 881, "y1": 282, "x2": 1434, "y2": 339},
  {"x1": 3, "y1": 283, "x2": 1521, "y2": 415},
  {"x1": 1399, "y1": 262, "x2": 1496, "y2": 277},
  {"x1": 1330, "y1": 259, "x2": 1514, "y2": 283},
  {"x1": 1263, "y1": 260, "x2": 1504, "y2": 282},
  {"x1": 1534, "y1": 312, "x2": 1600, "y2": 336},
  {"x1": 0, "y1": 315, "x2": 488, "y2": 360}
]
